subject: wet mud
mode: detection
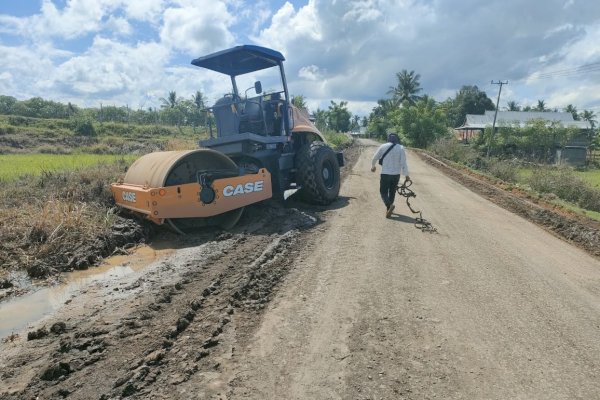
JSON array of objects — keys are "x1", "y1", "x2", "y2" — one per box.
[{"x1": 0, "y1": 140, "x2": 359, "y2": 399}]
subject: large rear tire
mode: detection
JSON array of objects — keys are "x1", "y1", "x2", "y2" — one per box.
[{"x1": 296, "y1": 141, "x2": 340, "y2": 205}]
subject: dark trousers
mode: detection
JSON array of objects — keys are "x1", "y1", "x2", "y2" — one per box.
[{"x1": 380, "y1": 174, "x2": 400, "y2": 208}]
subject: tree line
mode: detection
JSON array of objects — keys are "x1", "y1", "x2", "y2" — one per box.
[
  {"x1": 0, "y1": 91, "x2": 364, "y2": 136},
  {"x1": 0, "y1": 91, "x2": 209, "y2": 132},
  {"x1": 363, "y1": 69, "x2": 598, "y2": 153},
  {"x1": 291, "y1": 95, "x2": 362, "y2": 133}
]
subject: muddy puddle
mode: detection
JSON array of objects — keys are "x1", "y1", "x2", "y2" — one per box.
[{"x1": 0, "y1": 243, "x2": 174, "y2": 339}]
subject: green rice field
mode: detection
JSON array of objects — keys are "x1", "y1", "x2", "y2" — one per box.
[
  {"x1": 0, "y1": 153, "x2": 137, "y2": 181},
  {"x1": 517, "y1": 167, "x2": 600, "y2": 188}
]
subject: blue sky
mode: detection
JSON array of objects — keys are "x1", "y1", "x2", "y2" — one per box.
[{"x1": 0, "y1": 0, "x2": 599, "y2": 118}]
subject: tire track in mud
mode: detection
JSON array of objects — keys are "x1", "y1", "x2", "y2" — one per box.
[
  {"x1": 1, "y1": 141, "x2": 360, "y2": 400},
  {"x1": 0, "y1": 203, "x2": 318, "y2": 400}
]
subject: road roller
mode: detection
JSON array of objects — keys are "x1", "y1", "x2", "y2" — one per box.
[{"x1": 111, "y1": 45, "x2": 343, "y2": 233}]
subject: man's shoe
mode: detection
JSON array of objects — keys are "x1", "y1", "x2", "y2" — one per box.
[{"x1": 386, "y1": 204, "x2": 395, "y2": 218}]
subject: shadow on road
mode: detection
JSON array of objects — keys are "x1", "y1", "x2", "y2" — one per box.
[{"x1": 388, "y1": 213, "x2": 416, "y2": 224}]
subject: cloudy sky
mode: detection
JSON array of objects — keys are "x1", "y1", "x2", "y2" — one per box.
[{"x1": 1, "y1": 0, "x2": 599, "y2": 117}]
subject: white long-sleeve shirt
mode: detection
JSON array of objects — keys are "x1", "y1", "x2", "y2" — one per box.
[{"x1": 371, "y1": 143, "x2": 410, "y2": 176}]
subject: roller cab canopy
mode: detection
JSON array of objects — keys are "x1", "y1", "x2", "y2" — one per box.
[{"x1": 191, "y1": 45, "x2": 285, "y2": 76}]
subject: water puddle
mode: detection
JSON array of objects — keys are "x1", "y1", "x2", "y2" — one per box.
[{"x1": 0, "y1": 243, "x2": 174, "y2": 339}]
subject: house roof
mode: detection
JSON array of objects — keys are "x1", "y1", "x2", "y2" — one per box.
[{"x1": 457, "y1": 111, "x2": 592, "y2": 130}]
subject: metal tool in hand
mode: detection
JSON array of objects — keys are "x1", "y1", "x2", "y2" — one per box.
[{"x1": 397, "y1": 179, "x2": 437, "y2": 233}]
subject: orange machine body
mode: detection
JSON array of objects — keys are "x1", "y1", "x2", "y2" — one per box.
[{"x1": 111, "y1": 168, "x2": 272, "y2": 225}]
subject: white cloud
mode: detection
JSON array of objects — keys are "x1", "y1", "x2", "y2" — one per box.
[
  {"x1": 0, "y1": 45, "x2": 56, "y2": 97},
  {"x1": 105, "y1": 15, "x2": 133, "y2": 36},
  {"x1": 521, "y1": 21, "x2": 600, "y2": 110},
  {"x1": 1, "y1": 0, "x2": 600, "y2": 116},
  {"x1": 298, "y1": 65, "x2": 323, "y2": 81},
  {"x1": 253, "y1": 1, "x2": 322, "y2": 51},
  {"x1": 0, "y1": 0, "x2": 168, "y2": 42},
  {"x1": 250, "y1": 0, "x2": 600, "y2": 115},
  {"x1": 342, "y1": 0, "x2": 383, "y2": 23},
  {"x1": 160, "y1": 0, "x2": 235, "y2": 56},
  {"x1": 123, "y1": 0, "x2": 165, "y2": 22},
  {"x1": 24, "y1": 0, "x2": 109, "y2": 39},
  {"x1": 49, "y1": 37, "x2": 170, "y2": 98}
]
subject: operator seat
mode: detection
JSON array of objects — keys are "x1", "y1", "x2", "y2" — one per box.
[
  {"x1": 239, "y1": 97, "x2": 266, "y2": 135},
  {"x1": 213, "y1": 95, "x2": 240, "y2": 137}
]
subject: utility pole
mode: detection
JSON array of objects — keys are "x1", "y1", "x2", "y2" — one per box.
[{"x1": 487, "y1": 80, "x2": 508, "y2": 158}]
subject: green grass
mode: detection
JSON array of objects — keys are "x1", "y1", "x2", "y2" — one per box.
[
  {"x1": 322, "y1": 130, "x2": 353, "y2": 150},
  {"x1": 516, "y1": 167, "x2": 533, "y2": 183},
  {"x1": 518, "y1": 167, "x2": 600, "y2": 188},
  {"x1": 0, "y1": 153, "x2": 137, "y2": 181},
  {"x1": 550, "y1": 198, "x2": 600, "y2": 222},
  {"x1": 575, "y1": 169, "x2": 600, "y2": 188}
]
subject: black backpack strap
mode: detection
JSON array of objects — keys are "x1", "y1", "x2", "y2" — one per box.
[{"x1": 379, "y1": 143, "x2": 396, "y2": 164}]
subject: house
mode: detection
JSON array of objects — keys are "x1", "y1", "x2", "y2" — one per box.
[
  {"x1": 455, "y1": 111, "x2": 594, "y2": 165},
  {"x1": 456, "y1": 111, "x2": 592, "y2": 140}
]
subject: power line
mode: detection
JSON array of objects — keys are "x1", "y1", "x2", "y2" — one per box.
[{"x1": 529, "y1": 62, "x2": 600, "y2": 80}]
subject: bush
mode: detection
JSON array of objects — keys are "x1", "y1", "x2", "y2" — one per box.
[
  {"x1": 528, "y1": 168, "x2": 600, "y2": 212},
  {"x1": 322, "y1": 129, "x2": 352, "y2": 150},
  {"x1": 7, "y1": 115, "x2": 30, "y2": 126},
  {"x1": 70, "y1": 116, "x2": 96, "y2": 136},
  {"x1": 485, "y1": 159, "x2": 519, "y2": 182},
  {"x1": 429, "y1": 137, "x2": 479, "y2": 165},
  {"x1": 0, "y1": 125, "x2": 16, "y2": 135}
]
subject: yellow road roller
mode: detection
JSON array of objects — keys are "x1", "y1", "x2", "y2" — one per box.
[{"x1": 111, "y1": 45, "x2": 343, "y2": 233}]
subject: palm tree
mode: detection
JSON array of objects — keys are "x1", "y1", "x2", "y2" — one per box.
[
  {"x1": 387, "y1": 69, "x2": 422, "y2": 106},
  {"x1": 506, "y1": 100, "x2": 520, "y2": 111},
  {"x1": 373, "y1": 98, "x2": 397, "y2": 117},
  {"x1": 190, "y1": 90, "x2": 206, "y2": 131},
  {"x1": 160, "y1": 91, "x2": 179, "y2": 108},
  {"x1": 581, "y1": 110, "x2": 597, "y2": 129},
  {"x1": 563, "y1": 104, "x2": 579, "y2": 120},
  {"x1": 535, "y1": 99, "x2": 547, "y2": 112},
  {"x1": 192, "y1": 91, "x2": 205, "y2": 110},
  {"x1": 351, "y1": 114, "x2": 360, "y2": 131}
]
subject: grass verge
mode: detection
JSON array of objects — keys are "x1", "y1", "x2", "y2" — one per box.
[
  {"x1": 322, "y1": 130, "x2": 353, "y2": 150},
  {"x1": 428, "y1": 137, "x2": 600, "y2": 219},
  {"x1": 0, "y1": 160, "x2": 148, "y2": 280}
]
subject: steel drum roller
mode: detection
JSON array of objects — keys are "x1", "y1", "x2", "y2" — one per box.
[{"x1": 123, "y1": 149, "x2": 244, "y2": 233}]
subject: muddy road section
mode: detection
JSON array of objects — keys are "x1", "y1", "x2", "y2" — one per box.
[
  {"x1": 0, "y1": 143, "x2": 359, "y2": 400},
  {"x1": 2, "y1": 140, "x2": 600, "y2": 399},
  {"x1": 0, "y1": 203, "x2": 320, "y2": 399}
]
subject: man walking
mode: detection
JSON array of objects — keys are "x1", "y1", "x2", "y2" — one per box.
[{"x1": 371, "y1": 133, "x2": 410, "y2": 218}]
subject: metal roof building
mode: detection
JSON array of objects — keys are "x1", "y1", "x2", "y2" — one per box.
[
  {"x1": 456, "y1": 111, "x2": 592, "y2": 130},
  {"x1": 455, "y1": 111, "x2": 594, "y2": 165}
]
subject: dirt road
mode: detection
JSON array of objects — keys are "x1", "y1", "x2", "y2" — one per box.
[
  {"x1": 2, "y1": 139, "x2": 600, "y2": 399},
  {"x1": 227, "y1": 139, "x2": 600, "y2": 399}
]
